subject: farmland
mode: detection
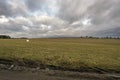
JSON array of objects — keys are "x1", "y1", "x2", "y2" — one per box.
[{"x1": 0, "y1": 38, "x2": 120, "y2": 73}]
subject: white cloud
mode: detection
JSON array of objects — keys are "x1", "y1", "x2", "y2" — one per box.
[
  {"x1": 0, "y1": 15, "x2": 9, "y2": 23},
  {"x1": 82, "y1": 18, "x2": 91, "y2": 26},
  {"x1": 22, "y1": 25, "x2": 30, "y2": 31},
  {"x1": 0, "y1": 0, "x2": 120, "y2": 37}
]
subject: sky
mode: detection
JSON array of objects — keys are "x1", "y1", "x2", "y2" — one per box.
[{"x1": 0, "y1": 0, "x2": 120, "y2": 38}]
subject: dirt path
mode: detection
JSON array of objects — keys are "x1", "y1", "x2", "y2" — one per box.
[
  {"x1": 0, "y1": 62, "x2": 120, "y2": 80},
  {"x1": 0, "y1": 69, "x2": 120, "y2": 80}
]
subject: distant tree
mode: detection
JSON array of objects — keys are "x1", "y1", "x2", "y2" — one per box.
[
  {"x1": 89, "y1": 36, "x2": 93, "y2": 38},
  {"x1": 0, "y1": 35, "x2": 11, "y2": 39},
  {"x1": 109, "y1": 36, "x2": 112, "y2": 39},
  {"x1": 85, "y1": 36, "x2": 88, "y2": 38},
  {"x1": 105, "y1": 36, "x2": 109, "y2": 39},
  {"x1": 117, "y1": 37, "x2": 120, "y2": 39},
  {"x1": 80, "y1": 36, "x2": 83, "y2": 38},
  {"x1": 20, "y1": 37, "x2": 28, "y2": 39}
]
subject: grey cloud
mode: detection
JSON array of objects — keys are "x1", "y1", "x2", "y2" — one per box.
[
  {"x1": 0, "y1": 15, "x2": 69, "y2": 38},
  {"x1": 56, "y1": 0, "x2": 120, "y2": 37},
  {"x1": 0, "y1": 0, "x2": 28, "y2": 17},
  {"x1": 88, "y1": 0, "x2": 118, "y2": 25},
  {"x1": 26, "y1": 0, "x2": 45, "y2": 11},
  {"x1": 58, "y1": 0, "x2": 96, "y2": 23},
  {"x1": 86, "y1": 1, "x2": 120, "y2": 37},
  {"x1": 0, "y1": 0, "x2": 12, "y2": 16},
  {"x1": 0, "y1": 0, "x2": 120, "y2": 38}
]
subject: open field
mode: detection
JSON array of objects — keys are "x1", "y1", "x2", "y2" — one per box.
[{"x1": 0, "y1": 38, "x2": 120, "y2": 73}]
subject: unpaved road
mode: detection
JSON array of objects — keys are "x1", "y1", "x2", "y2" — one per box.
[{"x1": 0, "y1": 69, "x2": 120, "y2": 80}]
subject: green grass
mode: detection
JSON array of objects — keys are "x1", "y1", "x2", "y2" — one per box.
[{"x1": 0, "y1": 38, "x2": 120, "y2": 72}]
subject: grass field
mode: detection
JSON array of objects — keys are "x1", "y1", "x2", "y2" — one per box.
[{"x1": 0, "y1": 38, "x2": 120, "y2": 72}]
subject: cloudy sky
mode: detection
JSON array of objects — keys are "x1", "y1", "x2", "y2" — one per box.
[{"x1": 0, "y1": 0, "x2": 120, "y2": 38}]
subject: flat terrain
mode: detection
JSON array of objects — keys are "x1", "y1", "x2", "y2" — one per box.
[{"x1": 0, "y1": 38, "x2": 120, "y2": 73}]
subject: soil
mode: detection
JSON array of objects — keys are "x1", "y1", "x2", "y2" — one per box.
[
  {"x1": 0, "y1": 64, "x2": 120, "y2": 80},
  {"x1": 0, "y1": 59, "x2": 120, "y2": 80}
]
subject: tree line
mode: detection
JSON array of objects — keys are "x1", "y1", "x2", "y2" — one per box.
[
  {"x1": 0, "y1": 35, "x2": 11, "y2": 39},
  {"x1": 79, "y1": 36, "x2": 120, "y2": 39},
  {"x1": 0, "y1": 35, "x2": 119, "y2": 39}
]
